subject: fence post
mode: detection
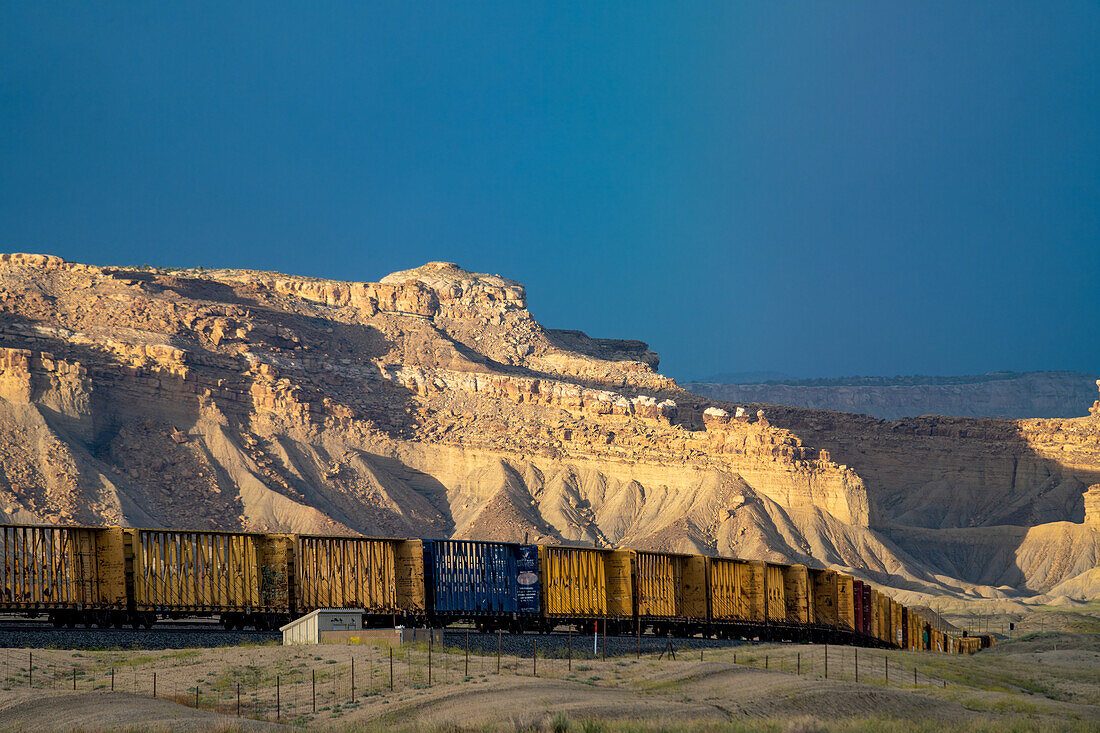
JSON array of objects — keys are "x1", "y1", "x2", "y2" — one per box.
[
  {"x1": 389, "y1": 648, "x2": 393, "y2": 691},
  {"x1": 195, "y1": 682, "x2": 199, "y2": 709},
  {"x1": 533, "y1": 638, "x2": 537, "y2": 677},
  {"x1": 765, "y1": 655, "x2": 769, "y2": 670},
  {"x1": 153, "y1": 672, "x2": 157, "y2": 698},
  {"x1": 797, "y1": 652, "x2": 801, "y2": 675},
  {"x1": 602, "y1": 620, "x2": 607, "y2": 661},
  {"x1": 351, "y1": 658, "x2": 355, "y2": 700},
  {"x1": 885, "y1": 656, "x2": 889, "y2": 684},
  {"x1": 237, "y1": 682, "x2": 240, "y2": 717},
  {"x1": 855, "y1": 647, "x2": 859, "y2": 683},
  {"x1": 428, "y1": 635, "x2": 433, "y2": 686},
  {"x1": 568, "y1": 628, "x2": 572, "y2": 672},
  {"x1": 27, "y1": 652, "x2": 31, "y2": 688},
  {"x1": 312, "y1": 669, "x2": 316, "y2": 713},
  {"x1": 636, "y1": 617, "x2": 641, "y2": 658},
  {"x1": 914, "y1": 666, "x2": 917, "y2": 686},
  {"x1": 73, "y1": 667, "x2": 77, "y2": 690},
  {"x1": 277, "y1": 675, "x2": 281, "y2": 720},
  {"x1": 465, "y1": 631, "x2": 469, "y2": 677},
  {"x1": 111, "y1": 668, "x2": 115, "y2": 691},
  {"x1": 497, "y1": 629, "x2": 502, "y2": 674}
]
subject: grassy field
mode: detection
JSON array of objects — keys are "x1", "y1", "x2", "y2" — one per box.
[{"x1": 0, "y1": 631, "x2": 1095, "y2": 731}]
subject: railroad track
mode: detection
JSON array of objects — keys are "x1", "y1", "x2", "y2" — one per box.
[{"x1": 0, "y1": 622, "x2": 272, "y2": 634}]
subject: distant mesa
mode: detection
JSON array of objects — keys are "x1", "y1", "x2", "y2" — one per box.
[{"x1": 685, "y1": 371, "x2": 1100, "y2": 420}]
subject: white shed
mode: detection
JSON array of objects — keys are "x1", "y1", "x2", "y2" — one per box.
[{"x1": 280, "y1": 609, "x2": 364, "y2": 645}]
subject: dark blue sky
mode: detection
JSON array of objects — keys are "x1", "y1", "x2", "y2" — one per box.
[{"x1": 2, "y1": 3, "x2": 1098, "y2": 380}]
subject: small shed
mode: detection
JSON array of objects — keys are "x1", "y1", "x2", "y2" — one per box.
[{"x1": 281, "y1": 609, "x2": 364, "y2": 645}]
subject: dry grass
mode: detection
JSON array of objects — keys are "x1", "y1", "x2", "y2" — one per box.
[{"x1": 0, "y1": 632, "x2": 1096, "y2": 731}]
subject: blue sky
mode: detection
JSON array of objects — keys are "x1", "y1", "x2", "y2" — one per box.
[{"x1": 2, "y1": 3, "x2": 1097, "y2": 380}]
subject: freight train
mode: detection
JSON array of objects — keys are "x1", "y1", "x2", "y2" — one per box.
[{"x1": 0, "y1": 523, "x2": 989, "y2": 653}]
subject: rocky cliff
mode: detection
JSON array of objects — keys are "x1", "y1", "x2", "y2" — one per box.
[
  {"x1": 0, "y1": 254, "x2": 1096, "y2": 605},
  {"x1": 685, "y1": 372, "x2": 1100, "y2": 420}
]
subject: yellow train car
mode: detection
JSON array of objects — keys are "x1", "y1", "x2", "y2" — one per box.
[
  {"x1": 632, "y1": 550, "x2": 707, "y2": 621},
  {"x1": 0, "y1": 524, "x2": 126, "y2": 619},
  {"x1": 293, "y1": 534, "x2": 418, "y2": 614},
  {"x1": 765, "y1": 563, "x2": 786, "y2": 623},
  {"x1": 836, "y1": 573, "x2": 856, "y2": 632},
  {"x1": 867, "y1": 587, "x2": 879, "y2": 639},
  {"x1": 538, "y1": 545, "x2": 632, "y2": 620},
  {"x1": 930, "y1": 626, "x2": 944, "y2": 652},
  {"x1": 891, "y1": 598, "x2": 904, "y2": 648},
  {"x1": 811, "y1": 568, "x2": 839, "y2": 627},
  {"x1": 708, "y1": 557, "x2": 753, "y2": 622},
  {"x1": 126, "y1": 528, "x2": 271, "y2": 615},
  {"x1": 782, "y1": 564, "x2": 813, "y2": 624}
]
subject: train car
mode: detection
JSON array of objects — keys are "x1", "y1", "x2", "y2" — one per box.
[
  {"x1": 836, "y1": 573, "x2": 857, "y2": 633},
  {"x1": 781, "y1": 564, "x2": 813, "y2": 624},
  {"x1": 0, "y1": 524, "x2": 127, "y2": 627},
  {"x1": 867, "y1": 587, "x2": 879, "y2": 639},
  {"x1": 880, "y1": 593, "x2": 894, "y2": 645},
  {"x1": 911, "y1": 610, "x2": 926, "y2": 651},
  {"x1": 853, "y1": 579, "x2": 864, "y2": 634},
  {"x1": 764, "y1": 563, "x2": 786, "y2": 624},
  {"x1": 294, "y1": 534, "x2": 422, "y2": 621},
  {"x1": 126, "y1": 528, "x2": 278, "y2": 628},
  {"x1": 707, "y1": 557, "x2": 749, "y2": 621},
  {"x1": 959, "y1": 636, "x2": 981, "y2": 654},
  {"x1": 891, "y1": 598, "x2": 904, "y2": 648},
  {"x1": 537, "y1": 545, "x2": 632, "y2": 632},
  {"x1": 860, "y1": 582, "x2": 873, "y2": 636},
  {"x1": 930, "y1": 626, "x2": 944, "y2": 652},
  {"x1": 633, "y1": 550, "x2": 707, "y2": 632},
  {"x1": 810, "y1": 568, "x2": 838, "y2": 628},
  {"x1": 422, "y1": 539, "x2": 537, "y2": 632},
  {"x1": 743, "y1": 561, "x2": 767, "y2": 622}
]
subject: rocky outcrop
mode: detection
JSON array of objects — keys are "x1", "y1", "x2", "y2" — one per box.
[
  {"x1": 0, "y1": 253, "x2": 1095, "y2": 601},
  {"x1": 1086, "y1": 485, "x2": 1100, "y2": 526}
]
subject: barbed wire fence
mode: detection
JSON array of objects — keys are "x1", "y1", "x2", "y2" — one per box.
[{"x1": 0, "y1": 636, "x2": 955, "y2": 725}]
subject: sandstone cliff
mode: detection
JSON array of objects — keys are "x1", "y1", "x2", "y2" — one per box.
[{"x1": 0, "y1": 254, "x2": 1095, "y2": 604}]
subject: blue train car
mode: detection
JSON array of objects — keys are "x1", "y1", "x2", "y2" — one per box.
[{"x1": 423, "y1": 540, "x2": 540, "y2": 631}]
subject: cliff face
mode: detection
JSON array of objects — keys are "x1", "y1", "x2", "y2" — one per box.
[
  {"x1": 685, "y1": 373, "x2": 1100, "y2": 420},
  {"x1": 0, "y1": 253, "x2": 1096, "y2": 603}
]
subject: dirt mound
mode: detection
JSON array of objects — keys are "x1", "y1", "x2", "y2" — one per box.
[{"x1": 0, "y1": 690, "x2": 278, "y2": 731}]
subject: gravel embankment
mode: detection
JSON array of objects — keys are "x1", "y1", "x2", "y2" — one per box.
[
  {"x1": 440, "y1": 629, "x2": 747, "y2": 659},
  {"x1": 0, "y1": 620, "x2": 751, "y2": 655},
  {"x1": 0, "y1": 622, "x2": 279, "y2": 650}
]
